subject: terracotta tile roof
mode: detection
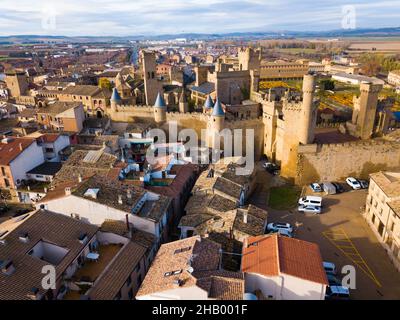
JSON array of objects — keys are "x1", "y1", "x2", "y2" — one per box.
[
  {"x1": 0, "y1": 137, "x2": 35, "y2": 166},
  {"x1": 39, "y1": 133, "x2": 61, "y2": 143},
  {"x1": 370, "y1": 171, "x2": 400, "y2": 198},
  {"x1": 146, "y1": 163, "x2": 198, "y2": 198},
  {"x1": 62, "y1": 85, "x2": 102, "y2": 97},
  {"x1": 136, "y1": 236, "x2": 224, "y2": 298},
  {"x1": 51, "y1": 150, "x2": 118, "y2": 186},
  {"x1": 0, "y1": 210, "x2": 98, "y2": 300},
  {"x1": 213, "y1": 177, "x2": 243, "y2": 200},
  {"x1": 88, "y1": 241, "x2": 147, "y2": 300},
  {"x1": 207, "y1": 276, "x2": 244, "y2": 300},
  {"x1": 233, "y1": 206, "x2": 268, "y2": 237},
  {"x1": 242, "y1": 234, "x2": 328, "y2": 285},
  {"x1": 100, "y1": 220, "x2": 156, "y2": 250},
  {"x1": 44, "y1": 174, "x2": 171, "y2": 223},
  {"x1": 37, "y1": 102, "x2": 81, "y2": 116}
]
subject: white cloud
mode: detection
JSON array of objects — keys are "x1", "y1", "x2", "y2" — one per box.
[{"x1": 0, "y1": 0, "x2": 397, "y2": 36}]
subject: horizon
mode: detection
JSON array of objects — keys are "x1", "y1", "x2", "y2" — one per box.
[{"x1": 1, "y1": 0, "x2": 400, "y2": 37}]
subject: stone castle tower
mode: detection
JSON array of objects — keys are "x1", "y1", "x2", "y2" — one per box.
[
  {"x1": 179, "y1": 90, "x2": 189, "y2": 113},
  {"x1": 142, "y1": 51, "x2": 161, "y2": 106},
  {"x1": 208, "y1": 98, "x2": 225, "y2": 150},
  {"x1": 351, "y1": 82, "x2": 383, "y2": 140},
  {"x1": 299, "y1": 74, "x2": 317, "y2": 145},
  {"x1": 5, "y1": 70, "x2": 28, "y2": 98},
  {"x1": 154, "y1": 92, "x2": 167, "y2": 123},
  {"x1": 238, "y1": 47, "x2": 262, "y2": 71},
  {"x1": 110, "y1": 88, "x2": 122, "y2": 113}
]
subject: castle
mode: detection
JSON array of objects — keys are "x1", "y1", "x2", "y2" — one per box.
[{"x1": 8, "y1": 48, "x2": 398, "y2": 185}]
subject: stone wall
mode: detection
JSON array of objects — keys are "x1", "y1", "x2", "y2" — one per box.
[{"x1": 295, "y1": 139, "x2": 400, "y2": 185}]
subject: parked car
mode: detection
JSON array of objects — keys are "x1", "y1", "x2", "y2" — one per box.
[
  {"x1": 325, "y1": 286, "x2": 350, "y2": 300},
  {"x1": 322, "y1": 182, "x2": 337, "y2": 195},
  {"x1": 359, "y1": 180, "x2": 369, "y2": 189},
  {"x1": 263, "y1": 162, "x2": 280, "y2": 175},
  {"x1": 332, "y1": 182, "x2": 344, "y2": 193},
  {"x1": 267, "y1": 222, "x2": 294, "y2": 234},
  {"x1": 327, "y1": 274, "x2": 342, "y2": 287},
  {"x1": 269, "y1": 229, "x2": 293, "y2": 238},
  {"x1": 346, "y1": 177, "x2": 362, "y2": 190},
  {"x1": 298, "y1": 196, "x2": 322, "y2": 207},
  {"x1": 0, "y1": 206, "x2": 10, "y2": 214},
  {"x1": 298, "y1": 205, "x2": 322, "y2": 215},
  {"x1": 309, "y1": 183, "x2": 323, "y2": 193},
  {"x1": 323, "y1": 261, "x2": 337, "y2": 275}
]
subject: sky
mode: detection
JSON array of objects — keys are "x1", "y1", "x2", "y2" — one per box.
[{"x1": 0, "y1": 0, "x2": 399, "y2": 37}]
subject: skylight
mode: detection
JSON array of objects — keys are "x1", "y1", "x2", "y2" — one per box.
[{"x1": 84, "y1": 188, "x2": 100, "y2": 199}]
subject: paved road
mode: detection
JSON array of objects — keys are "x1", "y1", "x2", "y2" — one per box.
[{"x1": 267, "y1": 189, "x2": 400, "y2": 300}]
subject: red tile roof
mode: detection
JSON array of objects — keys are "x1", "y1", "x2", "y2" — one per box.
[
  {"x1": 146, "y1": 164, "x2": 197, "y2": 198},
  {"x1": 242, "y1": 234, "x2": 328, "y2": 285},
  {"x1": 0, "y1": 137, "x2": 35, "y2": 166},
  {"x1": 40, "y1": 133, "x2": 60, "y2": 143}
]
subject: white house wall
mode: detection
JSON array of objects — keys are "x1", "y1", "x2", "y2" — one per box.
[
  {"x1": 10, "y1": 142, "x2": 45, "y2": 185},
  {"x1": 244, "y1": 272, "x2": 326, "y2": 300},
  {"x1": 38, "y1": 195, "x2": 159, "y2": 237}
]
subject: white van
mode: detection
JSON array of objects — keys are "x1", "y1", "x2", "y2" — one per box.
[{"x1": 298, "y1": 196, "x2": 322, "y2": 207}]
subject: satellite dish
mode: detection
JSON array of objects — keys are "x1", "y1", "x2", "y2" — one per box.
[{"x1": 187, "y1": 267, "x2": 194, "y2": 274}]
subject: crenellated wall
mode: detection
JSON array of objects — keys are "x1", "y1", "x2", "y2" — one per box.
[{"x1": 295, "y1": 138, "x2": 400, "y2": 185}]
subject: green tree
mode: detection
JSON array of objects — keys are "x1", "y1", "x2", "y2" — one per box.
[{"x1": 98, "y1": 78, "x2": 112, "y2": 91}]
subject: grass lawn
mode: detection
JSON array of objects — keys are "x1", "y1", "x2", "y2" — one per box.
[{"x1": 268, "y1": 186, "x2": 302, "y2": 210}]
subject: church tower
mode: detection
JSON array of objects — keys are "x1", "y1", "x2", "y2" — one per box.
[{"x1": 154, "y1": 92, "x2": 167, "y2": 123}]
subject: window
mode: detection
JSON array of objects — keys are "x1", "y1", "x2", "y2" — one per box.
[
  {"x1": 126, "y1": 275, "x2": 132, "y2": 287},
  {"x1": 137, "y1": 274, "x2": 142, "y2": 287},
  {"x1": 4, "y1": 178, "x2": 10, "y2": 188},
  {"x1": 134, "y1": 263, "x2": 140, "y2": 273},
  {"x1": 128, "y1": 289, "x2": 133, "y2": 300},
  {"x1": 1, "y1": 167, "x2": 5, "y2": 176},
  {"x1": 393, "y1": 245, "x2": 399, "y2": 259}
]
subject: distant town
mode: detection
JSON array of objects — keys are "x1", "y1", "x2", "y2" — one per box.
[{"x1": 1, "y1": 26, "x2": 400, "y2": 302}]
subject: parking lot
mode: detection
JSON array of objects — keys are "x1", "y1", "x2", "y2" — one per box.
[{"x1": 267, "y1": 186, "x2": 400, "y2": 300}]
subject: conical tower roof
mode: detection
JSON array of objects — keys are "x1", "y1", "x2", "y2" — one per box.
[
  {"x1": 111, "y1": 88, "x2": 122, "y2": 102},
  {"x1": 204, "y1": 95, "x2": 214, "y2": 109},
  {"x1": 212, "y1": 98, "x2": 225, "y2": 116},
  {"x1": 154, "y1": 92, "x2": 166, "y2": 108}
]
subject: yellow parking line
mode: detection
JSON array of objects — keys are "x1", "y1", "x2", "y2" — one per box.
[{"x1": 322, "y1": 228, "x2": 381, "y2": 287}]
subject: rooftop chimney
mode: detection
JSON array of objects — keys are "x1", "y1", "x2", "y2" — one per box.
[
  {"x1": 243, "y1": 211, "x2": 248, "y2": 224},
  {"x1": 65, "y1": 187, "x2": 72, "y2": 196},
  {"x1": 19, "y1": 143, "x2": 23, "y2": 151},
  {"x1": 127, "y1": 189, "x2": 132, "y2": 200},
  {"x1": 78, "y1": 174, "x2": 83, "y2": 183},
  {"x1": 1, "y1": 260, "x2": 15, "y2": 276},
  {"x1": 118, "y1": 195, "x2": 123, "y2": 205}
]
